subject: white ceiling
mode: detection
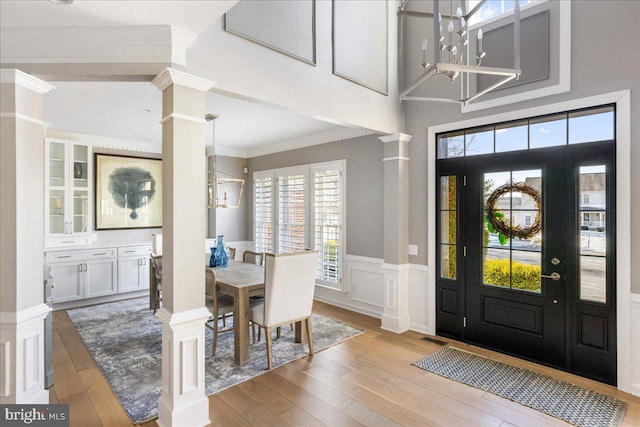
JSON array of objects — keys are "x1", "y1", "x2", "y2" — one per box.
[
  {"x1": 44, "y1": 81, "x2": 349, "y2": 154},
  {"x1": 0, "y1": 0, "x2": 235, "y2": 34},
  {"x1": 4, "y1": 0, "x2": 360, "y2": 156}
]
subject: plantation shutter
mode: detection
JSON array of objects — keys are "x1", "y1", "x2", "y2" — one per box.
[
  {"x1": 277, "y1": 173, "x2": 307, "y2": 253},
  {"x1": 254, "y1": 175, "x2": 273, "y2": 253},
  {"x1": 313, "y1": 168, "x2": 343, "y2": 287}
]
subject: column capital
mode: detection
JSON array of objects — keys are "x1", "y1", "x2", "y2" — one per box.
[
  {"x1": 151, "y1": 67, "x2": 217, "y2": 92},
  {"x1": 379, "y1": 133, "x2": 412, "y2": 144},
  {"x1": 0, "y1": 69, "x2": 56, "y2": 94}
]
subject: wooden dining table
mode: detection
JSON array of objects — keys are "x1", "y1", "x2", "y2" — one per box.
[{"x1": 209, "y1": 261, "x2": 264, "y2": 365}]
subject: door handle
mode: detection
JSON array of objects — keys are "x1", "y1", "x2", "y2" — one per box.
[{"x1": 541, "y1": 272, "x2": 561, "y2": 281}]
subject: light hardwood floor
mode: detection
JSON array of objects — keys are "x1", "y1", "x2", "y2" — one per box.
[{"x1": 51, "y1": 300, "x2": 640, "y2": 427}]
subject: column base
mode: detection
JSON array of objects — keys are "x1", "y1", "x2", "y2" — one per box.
[
  {"x1": 157, "y1": 394, "x2": 210, "y2": 427},
  {"x1": 155, "y1": 306, "x2": 211, "y2": 427},
  {"x1": 0, "y1": 304, "x2": 51, "y2": 404},
  {"x1": 380, "y1": 263, "x2": 410, "y2": 333}
]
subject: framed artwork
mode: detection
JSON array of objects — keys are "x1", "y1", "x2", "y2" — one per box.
[{"x1": 95, "y1": 154, "x2": 162, "y2": 230}]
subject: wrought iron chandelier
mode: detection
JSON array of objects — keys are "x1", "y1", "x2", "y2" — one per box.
[
  {"x1": 399, "y1": 0, "x2": 522, "y2": 105},
  {"x1": 206, "y1": 114, "x2": 245, "y2": 209}
]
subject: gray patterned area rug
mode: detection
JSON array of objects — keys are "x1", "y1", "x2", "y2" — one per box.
[
  {"x1": 67, "y1": 297, "x2": 363, "y2": 424},
  {"x1": 413, "y1": 346, "x2": 627, "y2": 427}
]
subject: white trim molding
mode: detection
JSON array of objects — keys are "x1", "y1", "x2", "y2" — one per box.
[
  {"x1": 46, "y1": 130, "x2": 162, "y2": 154},
  {"x1": 0, "y1": 304, "x2": 51, "y2": 404},
  {"x1": 151, "y1": 67, "x2": 216, "y2": 92},
  {"x1": 379, "y1": 133, "x2": 412, "y2": 144},
  {"x1": 0, "y1": 112, "x2": 46, "y2": 127},
  {"x1": 427, "y1": 90, "x2": 632, "y2": 393},
  {"x1": 631, "y1": 293, "x2": 640, "y2": 397},
  {"x1": 156, "y1": 306, "x2": 211, "y2": 427},
  {"x1": 0, "y1": 69, "x2": 56, "y2": 94},
  {"x1": 159, "y1": 113, "x2": 208, "y2": 125},
  {"x1": 170, "y1": 27, "x2": 198, "y2": 66},
  {"x1": 382, "y1": 156, "x2": 410, "y2": 162},
  {"x1": 460, "y1": 0, "x2": 571, "y2": 113},
  {"x1": 380, "y1": 263, "x2": 410, "y2": 333},
  {"x1": 246, "y1": 128, "x2": 376, "y2": 159},
  {"x1": 313, "y1": 255, "x2": 431, "y2": 334}
]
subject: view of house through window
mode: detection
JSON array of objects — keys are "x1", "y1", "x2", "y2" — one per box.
[{"x1": 254, "y1": 160, "x2": 345, "y2": 290}]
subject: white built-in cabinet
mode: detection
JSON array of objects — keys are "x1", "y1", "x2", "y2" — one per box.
[
  {"x1": 117, "y1": 246, "x2": 152, "y2": 293},
  {"x1": 46, "y1": 248, "x2": 117, "y2": 303},
  {"x1": 44, "y1": 138, "x2": 92, "y2": 248},
  {"x1": 46, "y1": 244, "x2": 151, "y2": 306}
]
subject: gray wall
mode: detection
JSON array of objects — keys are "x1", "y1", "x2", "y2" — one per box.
[
  {"x1": 403, "y1": 0, "x2": 640, "y2": 293},
  {"x1": 247, "y1": 134, "x2": 384, "y2": 259},
  {"x1": 209, "y1": 155, "x2": 249, "y2": 241}
]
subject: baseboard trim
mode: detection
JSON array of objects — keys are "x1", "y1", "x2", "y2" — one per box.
[{"x1": 52, "y1": 291, "x2": 148, "y2": 311}]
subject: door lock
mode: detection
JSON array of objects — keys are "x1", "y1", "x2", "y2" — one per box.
[
  {"x1": 541, "y1": 272, "x2": 561, "y2": 281},
  {"x1": 551, "y1": 257, "x2": 561, "y2": 265}
]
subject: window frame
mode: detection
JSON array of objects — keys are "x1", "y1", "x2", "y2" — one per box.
[{"x1": 253, "y1": 159, "x2": 347, "y2": 291}]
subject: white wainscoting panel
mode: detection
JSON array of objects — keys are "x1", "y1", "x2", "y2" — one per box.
[
  {"x1": 180, "y1": 338, "x2": 198, "y2": 394},
  {"x1": 408, "y1": 264, "x2": 430, "y2": 334},
  {"x1": 314, "y1": 255, "x2": 385, "y2": 319},
  {"x1": 0, "y1": 340, "x2": 9, "y2": 397},
  {"x1": 23, "y1": 334, "x2": 40, "y2": 390},
  {"x1": 314, "y1": 255, "x2": 430, "y2": 335},
  {"x1": 631, "y1": 293, "x2": 640, "y2": 397}
]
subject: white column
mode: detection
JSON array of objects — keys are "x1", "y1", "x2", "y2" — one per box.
[
  {"x1": 379, "y1": 133, "x2": 412, "y2": 333},
  {"x1": 151, "y1": 68, "x2": 215, "y2": 427},
  {"x1": 0, "y1": 69, "x2": 54, "y2": 404}
]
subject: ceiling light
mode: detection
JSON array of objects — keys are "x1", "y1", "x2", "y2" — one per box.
[
  {"x1": 206, "y1": 114, "x2": 244, "y2": 209},
  {"x1": 398, "y1": 0, "x2": 522, "y2": 105},
  {"x1": 48, "y1": 0, "x2": 74, "y2": 4}
]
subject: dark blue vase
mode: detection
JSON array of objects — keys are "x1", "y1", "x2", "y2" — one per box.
[
  {"x1": 212, "y1": 235, "x2": 230, "y2": 268},
  {"x1": 209, "y1": 246, "x2": 217, "y2": 267}
]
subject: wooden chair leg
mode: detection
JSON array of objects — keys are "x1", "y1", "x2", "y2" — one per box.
[
  {"x1": 305, "y1": 317, "x2": 314, "y2": 355},
  {"x1": 212, "y1": 309, "x2": 219, "y2": 356},
  {"x1": 276, "y1": 327, "x2": 281, "y2": 339},
  {"x1": 265, "y1": 327, "x2": 273, "y2": 370}
]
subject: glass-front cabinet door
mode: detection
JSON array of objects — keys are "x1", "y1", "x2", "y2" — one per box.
[{"x1": 45, "y1": 138, "x2": 92, "y2": 247}]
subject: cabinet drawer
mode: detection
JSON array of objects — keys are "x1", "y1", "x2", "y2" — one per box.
[
  {"x1": 46, "y1": 248, "x2": 116, "y2": 263},
  {"x1": 118, "y1": 246, "x2": 151, "y2": 258},
  {"x1": 45, "y1": 236, "x2": 92, "y2": 249}
]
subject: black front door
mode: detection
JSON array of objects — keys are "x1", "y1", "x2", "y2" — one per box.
[{"x1": 435, "y1": 106, "x2": 617, "y2": 385}]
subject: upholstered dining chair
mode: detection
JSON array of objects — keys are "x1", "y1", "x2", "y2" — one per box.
[
  {"x1": 242, "y1": 250, "x2": 264, "y2": 266},
  {"x1": 205, "y1": 268, "x2": 235, "y2": 356},
  {"x1": 248, "y1": 250, "x2": 318, "y2": 370},
  {"x1": 149, "y1": 254, "x2": 162, "y2": 314},
  {"x1": 228, "y1": 247, "x2": 237, "y2": 260}
]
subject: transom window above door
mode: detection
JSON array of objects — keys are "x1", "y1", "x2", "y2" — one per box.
[{"x1": 437, "y1": 105, "x2": 614, "y2": 159}]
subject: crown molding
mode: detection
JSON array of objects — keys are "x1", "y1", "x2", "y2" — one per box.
[
  {"x1": 0, "y1": 69, "x2": 55, "y2": 94},
  {"x1": 246, "y1": 128, "x2": 377, "y2": 158},
  {"x1": 151, "y1": 68, "x2": 217, "y2": 92},
  {"x1": 46, "y1": 129, "x2": 162, "y2": 154},
  {"x1": 208, "y1": 146, "x2": 249, "y2": 159},
  {"x1": 379, "y1": 133, "x2": 412, "y2": 144},
  {"x1": 171, "y1": 27, "x2": 198, "y2": 66}
]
